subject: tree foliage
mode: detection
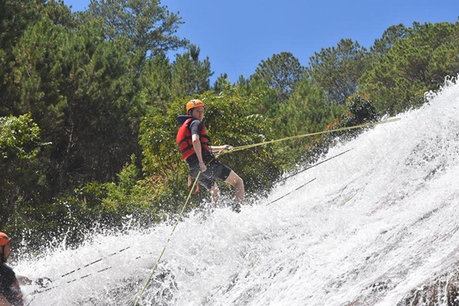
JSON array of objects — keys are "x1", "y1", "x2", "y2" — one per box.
[
  {"x1": 138, "y1": 52, "x2": 172, "y2": 114},
  {"x1": 274, "y1": 78, "x2": 344, "y2": 165},
  {"x1": 4, "y1": 17, "x2": 143, "y2": 196},
  {"x1": 213, "y1": 73, "x2": 232, "y2": 94},
  {"x1": 171, "y1": 45, "x2": 213, "y2": 99},
  {"x1": 360, "y1": 22, "x2": 459, "y2": 114},
  {"x1": 255, "y1": 52, "x2": 305, "y2": 102},
  {"x1": 370, "y1": 24, "x2": 409, "y2": 56},
  {"x1": 308, "y1": 39, "x2": 370, "y2": 104},
  {"x1": 0, "y1": 114, "x2": 42, "y2": 230},
  {"x1": 84, "y1": 0, "x2": 188, "y2": 55}
]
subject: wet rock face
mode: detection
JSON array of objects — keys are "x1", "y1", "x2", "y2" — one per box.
[
  {"x1": 342, "y1": 271, "x2": 459, "y2": 306},
  {"x1": 397, "y1": 269, "x2": 459, "y2": 306}
]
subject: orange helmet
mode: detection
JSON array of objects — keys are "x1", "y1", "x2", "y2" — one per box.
[
  {"x1": 0, "y1": 232, "x2": 11, "y2": 247},
  {"x1": 186, "y1": 99, "x2": 205, "y2": 113}
]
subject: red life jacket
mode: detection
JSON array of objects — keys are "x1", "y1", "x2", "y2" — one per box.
[{"x1": 176, "y1": 118, "x2": 211, "y2": 161}]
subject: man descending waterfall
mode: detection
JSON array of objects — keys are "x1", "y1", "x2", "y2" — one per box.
[
  {"x1": 176, "y1": 99, "x2": 244, "y2": 211},
  {"x1": 0, "y1": 232, "x2": 28, "y2": 306}
]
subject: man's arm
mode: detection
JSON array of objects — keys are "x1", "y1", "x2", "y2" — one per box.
[
  {"x1": 192, "y1": 134, "x2": 207, "y2": 172},
  {"x1": 210, "y1": 145, "x2": 233, "y2": 153},
  {"x1": 190, "y1": 120, "x2": 208, "y2": 172},
  {"x1": 191, "y1": 133, "x2": 204, "y2": 164},
  {"x1": 0, "y1": 293, "x2": 12, "y2": 306}
]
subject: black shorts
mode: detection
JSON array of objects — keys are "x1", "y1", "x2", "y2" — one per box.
[{"x1": 188, "y1": 157, "x2": 232, "y2": 190}]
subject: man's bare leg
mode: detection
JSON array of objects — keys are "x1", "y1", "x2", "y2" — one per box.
[
  {"x1": 210, "y1": 183, "x2": 220, "y2": 205},
  {"x1": 225, "y1": 171, "x2": 244, "y2": 207}
]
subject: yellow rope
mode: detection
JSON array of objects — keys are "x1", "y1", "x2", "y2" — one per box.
[
  {"x1": 226, "y1": 118, "x2": 400, "y2": 154},
  {"x1": 134, "y1": 172, "x2": 201, "y2": 306}
]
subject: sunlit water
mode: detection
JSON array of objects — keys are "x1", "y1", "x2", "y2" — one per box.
[{"x1": 15, "y1": 77, "x2": 459, "y2": 305}]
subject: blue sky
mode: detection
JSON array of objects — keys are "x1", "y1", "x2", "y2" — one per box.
[{"x1": 64, "y1": 0, "x2": 459, "y2": 84}]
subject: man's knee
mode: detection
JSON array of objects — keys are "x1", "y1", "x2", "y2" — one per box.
[
  {"x1": 235, "y1": 176, "x2": 244, "y2": 189},
  {"x1": 225, "y1": 171, "x2": 244, "y2": 190}
]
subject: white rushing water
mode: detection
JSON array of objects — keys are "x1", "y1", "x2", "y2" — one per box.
[{"x1": 16, "y1": 78, "x2": 459, "y2": 305}]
